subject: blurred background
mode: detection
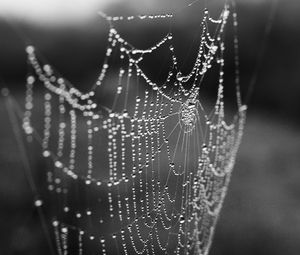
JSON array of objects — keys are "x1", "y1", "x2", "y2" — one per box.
[{"x1": 0, "y1": 0, "x2": 300, "y2": 254}]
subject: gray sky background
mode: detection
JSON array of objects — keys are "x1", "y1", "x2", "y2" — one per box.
[{"x1": 1, "y1": 0, "x2": 293, "y2": 26}]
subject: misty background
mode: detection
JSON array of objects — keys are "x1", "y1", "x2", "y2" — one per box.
[{"x1": 0, "y1": 0, "x2": 300, "y2": 254}]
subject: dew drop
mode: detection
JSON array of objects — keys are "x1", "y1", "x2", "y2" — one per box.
[{"x1": 34, "y1": 199, "x2": 43, "y2": 207}]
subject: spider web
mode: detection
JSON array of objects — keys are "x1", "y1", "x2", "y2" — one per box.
[{"x1": 21, "y1": 1, "x2": 247, "y2": 254}]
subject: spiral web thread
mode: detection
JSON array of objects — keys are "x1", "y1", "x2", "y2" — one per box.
[{"x1": 22, "y1": 2, "x2": 247, "y2": 255}]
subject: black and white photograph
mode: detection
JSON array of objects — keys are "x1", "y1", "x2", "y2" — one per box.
[{"x1": 0, "y1": 0, "x2": 299, "y2": 254}]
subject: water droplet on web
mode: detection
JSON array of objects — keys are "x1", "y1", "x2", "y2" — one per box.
[
  {"x1": 34, "y1": 199, "x2": 43, "y2": 207},
  {"x1": 26, "y1": 45, "x2": 34, "y2": 54},
  {"x1": 43, "y1": 150, "x2": 50, "y2": 157},
  {"x1": 180, "y1": 216, "x2": 185, "y2": 224}
]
